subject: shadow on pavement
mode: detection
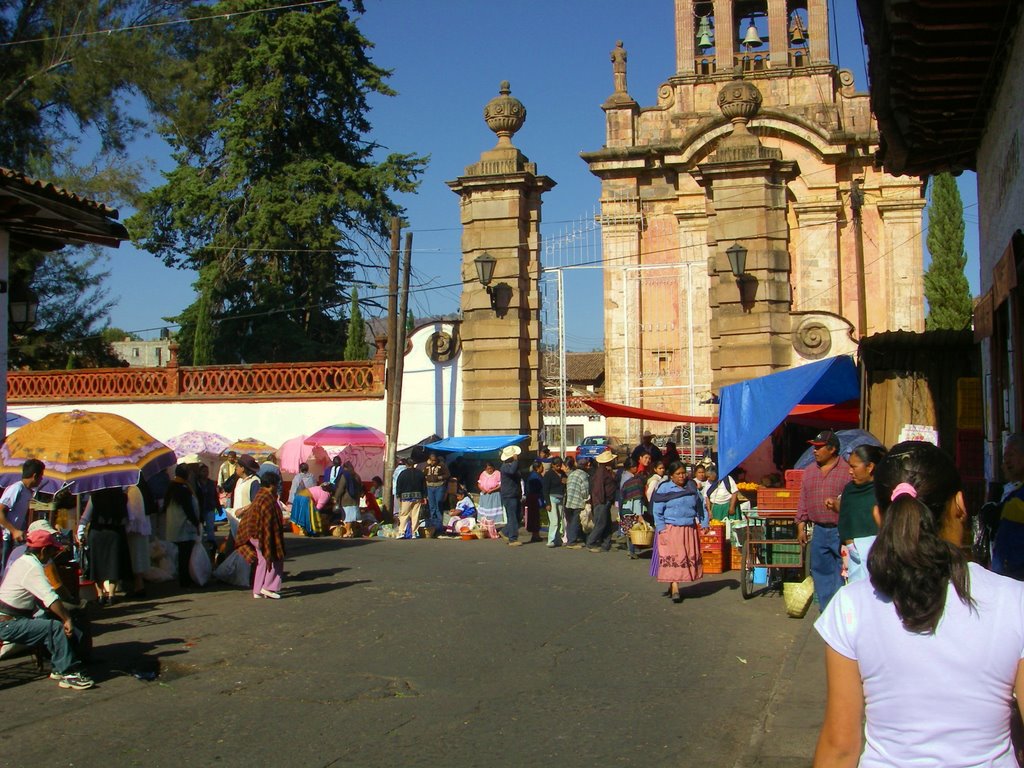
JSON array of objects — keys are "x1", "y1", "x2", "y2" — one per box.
[
  {"x1": 287, "y1": 567, "x2": 351, "y2": 582},
  {"x1": 285, "y1": 579, "x2": 370, "y2": 597},
  {"x1": 679, "y1": 578, "x2": 741, "y2": 598},
  {"x1": 89, "y1": 637, "x2": 192, "y2": 683}
]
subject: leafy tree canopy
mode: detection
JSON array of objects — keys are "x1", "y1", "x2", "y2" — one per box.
[
  {"x1": 130, "y1": 0, "x2": 427, "y2": 364},
  {"x1": 1, "y1": 0, "x2": 184, "y2": 368}
]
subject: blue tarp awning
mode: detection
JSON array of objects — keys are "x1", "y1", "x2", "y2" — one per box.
[
  {"x1": 718, "y1": 356, "x2": 860, "y2": 479},
  {"x1": 423, "y1": 434, "x2": 529, "y2": 457}
]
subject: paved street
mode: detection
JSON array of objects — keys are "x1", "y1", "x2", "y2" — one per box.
[{"x1": 0, "y1": 535, "x2": 825, "y2": 767}]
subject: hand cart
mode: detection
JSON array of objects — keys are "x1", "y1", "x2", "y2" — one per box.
[{"x1": 738, "y1": 510, "x2": 808, "y2": 599}]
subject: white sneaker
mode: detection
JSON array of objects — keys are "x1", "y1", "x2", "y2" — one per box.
[{"x1": 260, "y1": 589, "x2": 282, "y2": 599}]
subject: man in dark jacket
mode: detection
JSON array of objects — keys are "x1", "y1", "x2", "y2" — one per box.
[
  {"x1": 499, "y1": 445, "x2": 524, "y2": 547},
  {"x1": 395, "y1": 461, "x2": 427, "y2": 539},
  {"x1": 587, "y1": 450, "x2": 619, "y2": 552}
]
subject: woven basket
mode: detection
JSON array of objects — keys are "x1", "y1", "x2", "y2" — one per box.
[
  {"x1": 629, "y1": 526, "x2": 654, "y2": 547},
  {"x1": 783, "y1": 577, "x2": 815, "y2": 618}
]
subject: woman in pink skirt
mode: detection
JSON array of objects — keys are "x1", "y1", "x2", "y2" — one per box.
[{"x1": 651, "y1": 462, "x2": 708, "y2": 603}]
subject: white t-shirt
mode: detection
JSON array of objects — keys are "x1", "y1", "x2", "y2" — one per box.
[
  {"x1": 815, "y1": 563, "x2": 1024, "y2": 767},
  {"x1": 707, "y1": 476, "x2": 737, "y2": 506},
  {"x1": 0, "y1": 552, "x2": 59, "y2": 612},
  {"x1": 0, "y1": 481, "x2": 31, "y2": 541}
]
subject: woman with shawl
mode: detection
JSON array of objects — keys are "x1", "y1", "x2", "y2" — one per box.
[
  {"x1": 236, "y1": 471, "x2": 286, "y2": 599},
  {"x1": 651, "y1": 462, "x2": 708, "y2": 603},
  {"x1": 618, "y1": 456, "x2": 648, "y2": 559}
]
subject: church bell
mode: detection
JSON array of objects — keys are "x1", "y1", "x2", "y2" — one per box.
[
  {"x1": 696, "y1": 15, "x2": 714, "y2": 51},
  {"x1": 789, "y1": 14, "x2": 806, "y2": 45},
  {"x1": 741, "y1": 19, "x2": 763, "y2": 48}
]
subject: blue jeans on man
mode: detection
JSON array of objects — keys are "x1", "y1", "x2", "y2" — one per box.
[
  {"x1": 809, "y1": 524, "x2": 843, "y2": 610},
  {"x1": 426, "y1": 485, "x2": 446, "y2": 531},
  {"x1": 0, "y1": 615, "x2": 79, "y2": 674},
  {"x1": 501, "y1": 496, "x2": 521, "y2": 542},
  {"x1": 586, "y1": 502, "x2": 613, "y2": 550}
]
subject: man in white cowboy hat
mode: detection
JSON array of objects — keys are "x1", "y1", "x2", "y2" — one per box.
[
  {"x1": 587, "y1": 450, "x2": 619, "y2": 552},
  {"x1": 499, "y1": 445, "x2": 524, "y2": 547},
  {"x1": 630, "y1": 430, "x2": 662, "y2": 467}
]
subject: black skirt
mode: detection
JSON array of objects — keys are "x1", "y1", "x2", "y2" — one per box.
[{"x1": 87, "y1": 525, "x2": 133, "y2": 584}]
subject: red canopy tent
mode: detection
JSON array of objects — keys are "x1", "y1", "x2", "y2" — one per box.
[{"x1": 582, "y1": 398, "x2": 858, "y2": 426}]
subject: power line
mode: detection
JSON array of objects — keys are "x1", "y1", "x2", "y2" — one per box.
[{"x1": 0, "y1": 0, "x2": 336, "y2": 48}]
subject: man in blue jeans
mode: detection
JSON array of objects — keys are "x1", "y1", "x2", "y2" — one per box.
[
  {"x1": 422, "y1": 454, "x2": 450, "y2": 537},
  {"x1": 499, "y1": 445, "x2": 523, "y2": 547},
  {"x1": 0, "y1": 529, "x2": 93, "y2": 690},
  {"x1": 796, "y1": 430, "x2": 850, "y2": 610}
]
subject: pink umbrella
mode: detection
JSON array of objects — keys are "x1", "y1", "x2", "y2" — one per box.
[
  {"x1": 278, "y1": 435, "x2": 330, "y2": 474},
  {"x1": 304, "y1": 423, "x2": 386, "y2": 450}
]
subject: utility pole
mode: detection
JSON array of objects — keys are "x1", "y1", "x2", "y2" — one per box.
[
  {"x1": 383, "y1": 217, "x2": 401, "y2": 517},
  {"x1": 851, "y1": 178, "x2": 868, "y2": 338},
  {"x1": 386, "y1": 231, "x2": 413, "y2": 500}
]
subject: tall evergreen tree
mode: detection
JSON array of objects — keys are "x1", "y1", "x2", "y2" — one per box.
[
  {"x1": 1, "y1": 0, "x2": 187, "y2": 368},
  {"x1": 344, "y1": 288, "x2": 368, "y2": 360},
  {"x1": 129, "y1": 0, "x2": 426, "y2": 364},
  {"x1": 924, "y1": 173, "x2": 973, "y2": 330}
]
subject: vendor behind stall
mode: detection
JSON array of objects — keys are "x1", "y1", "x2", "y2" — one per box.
[{"x1": 704, "y1": 465, "x2": 740, "y2": 521}]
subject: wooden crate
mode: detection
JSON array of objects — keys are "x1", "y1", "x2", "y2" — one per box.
[{"x1": 757, "y1": 487, "x2": 800, "y2": 510}]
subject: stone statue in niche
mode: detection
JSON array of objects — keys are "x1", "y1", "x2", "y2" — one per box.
[{"x1": 611, "y1": 40, "x2": 627, "y2": 93}]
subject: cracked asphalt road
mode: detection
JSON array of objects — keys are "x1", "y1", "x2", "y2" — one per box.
[{"x1": 0, "y1": 534, "x2": 812, "y2": 767}]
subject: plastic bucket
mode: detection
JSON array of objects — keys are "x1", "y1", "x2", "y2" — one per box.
[{"x1": 753, "y1": 567, "x2": 769, "y2": 585}]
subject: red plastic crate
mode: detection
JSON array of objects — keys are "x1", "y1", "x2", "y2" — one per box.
[
  {"x1": 956, "y1": 429, "x2": 984, "y2": 481},
  {"x1": 700, "y1": 527, "x2": 726, "y2": 553},
  {"x1": 757, "y1": 487, "x2": 800, "y2": 510},
  {"x1": 702, "y1": 550, "x2": 729, "y2": 574},
  {"x1": 785, "y1": 469, "x2": 804, "y2": 490}
]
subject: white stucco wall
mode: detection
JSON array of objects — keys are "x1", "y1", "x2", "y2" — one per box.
[
  {"x1": 9, "y1": 322, "x2": 462, "y2": 453},
  {"x1": 977, "y1": 26, "x2": 1024, "y2": 289}
]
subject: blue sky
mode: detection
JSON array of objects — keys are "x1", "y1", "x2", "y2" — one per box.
[{"x1": 102, "y1": 0, "x2": 979, "y2": 346}]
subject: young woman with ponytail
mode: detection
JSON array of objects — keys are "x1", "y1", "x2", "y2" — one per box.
[{"x1": 813, "y1": 441, "x2": 1024, "y2": 767}]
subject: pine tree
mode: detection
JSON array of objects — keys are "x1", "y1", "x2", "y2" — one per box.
[
  {"x1": 344, "y1": 288, "x2": 368, "y2": 360},
  {"x1": 129, "y1": 0, "x2": 426, "y2": 363},
  {"x1": 924, "y1": 173, "x2": 973, "y2": 330}
]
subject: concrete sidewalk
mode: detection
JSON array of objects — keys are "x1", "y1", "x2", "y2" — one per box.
[{"x1": 739, "y1": 603, "x2": 827, "y2": 767}]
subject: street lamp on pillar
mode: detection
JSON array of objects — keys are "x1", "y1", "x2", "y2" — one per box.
[
  {"x1": 474, "y1": 253, "x2": 498, "y2": 312},
  {"x1": 726, "y1": 241, "x2": 747, "y2": 279}
]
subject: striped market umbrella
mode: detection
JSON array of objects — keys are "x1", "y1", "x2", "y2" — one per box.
[
  {"x1": 304, "y1": 423, "x2": 386, "y2": 450},
  {"x1": 225, "y1": 437, "x2": 277, "y2": 458},
  {"x1": 0, "y1": 410, "x2": 176, "y2": 494},
  {"x1": 166, "y1": 430, "x2": 232, "y2": 459}
]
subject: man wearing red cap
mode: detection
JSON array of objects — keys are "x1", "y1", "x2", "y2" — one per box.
[
  {"x1": 0, "y1": 529, "x2": 93, "y2": 690},
  {"x1": 796, "y1": 430, "x2": 849, "y2": 611}
]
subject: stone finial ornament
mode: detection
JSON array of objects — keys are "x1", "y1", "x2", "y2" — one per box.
[
  {"x1": 484, "y1": 81, "x2": 526, "y2": 147},
  {"x1": 717, "y1": 68, "x2": 763, "y2": 134}
]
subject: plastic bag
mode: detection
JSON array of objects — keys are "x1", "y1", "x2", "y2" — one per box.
[
  {"x1": 188, "y1": 542, "x2": 212, "y2": 586},
  {"x1": 213, "y1": 550, "x2": 251, "y2": 588},
  {"x1": 579, "y1": 502, "x2": 595, "y2": 533}
]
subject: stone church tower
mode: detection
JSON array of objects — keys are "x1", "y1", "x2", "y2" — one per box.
[
  {"x1": 582, "y1": 0, "x2": 925, "y2": 436},
  {"x1": 448, "y1": 83, "x2": 555, "y2": 444}
]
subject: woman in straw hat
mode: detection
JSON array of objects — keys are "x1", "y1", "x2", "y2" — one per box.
[{"x1": 651, "y1": 462, "x2": 707, "y2": 602}]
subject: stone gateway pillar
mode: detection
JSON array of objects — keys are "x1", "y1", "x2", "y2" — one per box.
[
  {"x1": 691, "y1": 73, "x2": 800, "y2": 390},
  {"x1": 447, "y1": 82, "x2": 555, "y2": 444}
]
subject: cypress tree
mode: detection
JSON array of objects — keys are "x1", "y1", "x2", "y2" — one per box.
[
  {"x1": 924, "y1": 173, "x2": 973, "y2": 330},
  {"x1": 344, "y1": 288, "x2": 368, "y2": 360}
]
